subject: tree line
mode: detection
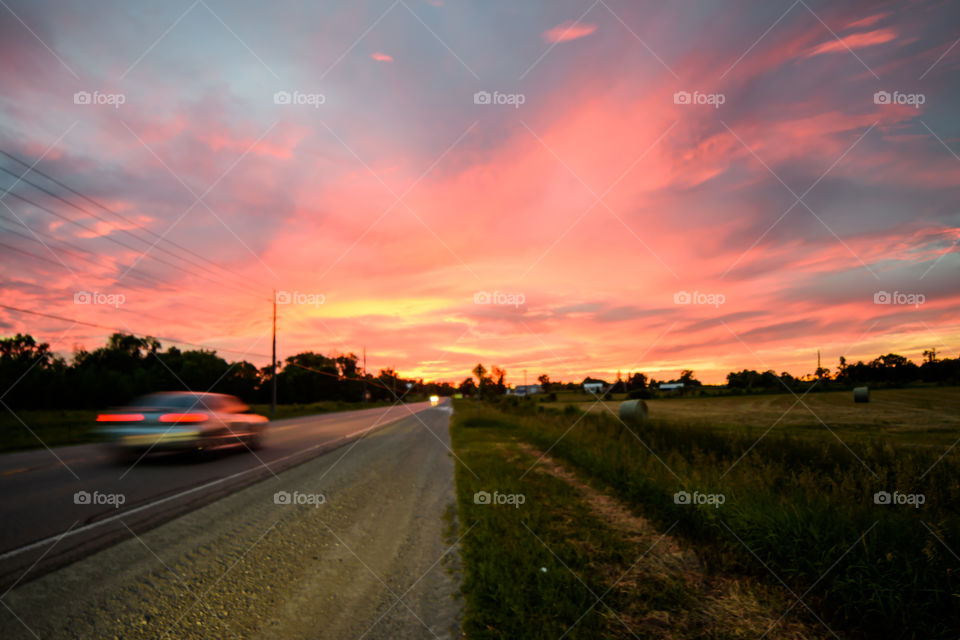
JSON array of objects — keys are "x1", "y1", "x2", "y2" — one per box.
[
  {"x1": 3, "y1": 332, "x2": 957, "y2": 410},
  {"x1": 457, "y1": 350, "x2": 960, "y2": 400},
  {"x1": 0, "y1": 333, "x2": 455, "y2": 410}
]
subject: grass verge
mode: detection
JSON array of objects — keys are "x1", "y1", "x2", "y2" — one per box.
[
  {"x1": 451, "y1": 399, "x2": 960, "y2": 639},
  {"x1": 451, "y1": 401, "x2": 824, "y2": 639}
]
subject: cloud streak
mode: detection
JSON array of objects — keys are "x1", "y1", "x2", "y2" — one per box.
[{"x1": 542, "y1": 20, "x2": 597, "y2": 43}]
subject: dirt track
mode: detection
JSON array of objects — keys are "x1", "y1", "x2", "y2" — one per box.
[{"x1": 0, "y1": 404, "x2": 461, "y2": 639}]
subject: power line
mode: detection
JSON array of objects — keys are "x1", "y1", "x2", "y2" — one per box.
[
  {"x1": 0, "y1": 303, "x2": 272, "y2": 360},
  {"x1": 0, "y1": 165, "x2": 244, "y2": 284},
  {"x1": 0, "y1": 215, "x2": 176, "y2": 291},
  {"x1": 0, "y1": 227, "x2": 256, "y2": 328},
  {"x1": 286, "y1": 361, "x2": 396, "y2": 392},
  {"x1": 0, "y1": 189, "x2": 263, "y2": 300},
  {"x1": 0, "y1": 150, "x2": 276, "y2": 292},
  {"x1": 2, "y1": 304, "x2": 403, "y2": 393},
  {"x1": 0, "y1": 221, "x2": 268, "y2": 335},
  {"x1": 0, "y1": 240, "x2": 73, "y2": 271}
]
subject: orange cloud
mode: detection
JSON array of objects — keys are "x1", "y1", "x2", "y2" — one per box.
[
  {"x1": 543, "y1": 21, "x2": 597, "y2": 43},
  {"x1": 806, "y1": 28, "x2": 897, "y2": 57}
]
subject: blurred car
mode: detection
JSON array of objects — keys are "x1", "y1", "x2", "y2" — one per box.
[
  {"x1": 96, "y1": 392, "x2": 267, "y2": 455},
  {"x1": 429, "y1": 395, "x2": 440, "y2": 406}
]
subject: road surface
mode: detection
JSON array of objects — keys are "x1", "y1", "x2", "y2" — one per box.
[{"x1": 0, "y1": 401, "x2": 462, "y2": 639}]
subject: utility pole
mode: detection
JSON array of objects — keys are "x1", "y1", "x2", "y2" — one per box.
[
  {"x1": 271, "y1": 290, "x2": 277, "y2": 415},
  {"x1": 362, "y1": 345, "x2": 367, "y2": 402}
]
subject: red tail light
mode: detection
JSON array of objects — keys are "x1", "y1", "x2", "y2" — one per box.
[
  {"x1": 97, "y1": 413, "x2": 144, "y2": 422},
  {"x1": 159, "y1": 413, "x2": 209, "y2": 423}
]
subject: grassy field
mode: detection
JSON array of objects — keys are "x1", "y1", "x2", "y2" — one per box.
[
  {"x1": 543, "y1": 386, "x2": 960, "y2": 445},
  {"x1": 0, "y1": 400, "x2": 396, "y2": 453},
  {"x1": 453, "y1": 388, "x2": 960, "y2": 639}
]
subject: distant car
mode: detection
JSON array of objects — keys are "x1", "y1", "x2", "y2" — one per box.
[
  {"x1": 96, "y1": 392, "x2": 268, "y2": 456},
  {"x1": 429, "y1": 395, "x2": 440, "y2": 406}
]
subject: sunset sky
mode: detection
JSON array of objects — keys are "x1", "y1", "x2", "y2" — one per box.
[{"x1": 1, "y1": 0, "x2": 958, "y2": 384}]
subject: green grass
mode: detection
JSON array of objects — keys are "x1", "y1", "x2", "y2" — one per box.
[
  {"x1": 0, "y1": 400, "x2": 396, "y2": 453},
  {"x1": 456, "y1": 398, "x2": 960, "y2": 639},
  {"x1": 0, "y1": 408, "x2": 99, "y2": 452},
  {"x1": 452, "y1": 404, "x2": 648, "y2": 638}
]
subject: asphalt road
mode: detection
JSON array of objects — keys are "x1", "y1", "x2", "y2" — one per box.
[
  {"x1": 0, "y1": 402, "x2": 432, "y2": 592},
  {"x1": 0, "y1": 399, "x2": 462, "y2": 639}
]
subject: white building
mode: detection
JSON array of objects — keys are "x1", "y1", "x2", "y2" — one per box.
[
  {"x1": 509, "y1": 384, "x2": 543, "y2": 396},
  {"x1": 582, "y1": 381, "x2": 608, "y2": 395},
  {"x1": 659, "y1": 382, "x2": 685, "y2": 391}
]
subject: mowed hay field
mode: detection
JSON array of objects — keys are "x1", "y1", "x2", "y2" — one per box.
[{"x1": 549, "y1": 387, "x2": 960, "y2": 445}]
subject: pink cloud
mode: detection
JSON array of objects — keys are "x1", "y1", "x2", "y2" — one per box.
[
  {"x1": 846, "y1": 13, "x2": 890, "y2": 29},
  {"x1": 543, "y1": 21, "x2": 597, "y2": 43},
  {"x1": 371, "y1": 52, "x2": 393, "y2": 62},
  {"x1": 806, "y1": 28, "x2": 897, "y2": 57}
]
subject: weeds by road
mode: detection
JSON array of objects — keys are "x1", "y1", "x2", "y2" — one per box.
[
  {"x1": 452, "y1": 399, "x2": 960, "y2": 639},
  {"x1": 451, "y1": 402, "x2": 825, "y2": 639}
]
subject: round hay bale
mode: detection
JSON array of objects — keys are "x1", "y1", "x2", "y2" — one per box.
[
  {"x1": 853, "y1": 386, "x2": 870, "y2": 403},
  {"x1": 619, "y1": 399, "x2": 649, "y2": 425}
]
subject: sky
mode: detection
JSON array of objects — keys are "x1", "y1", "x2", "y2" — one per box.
[{"x1": 0, "y1": 0, "x2": 958, "y2": 385}]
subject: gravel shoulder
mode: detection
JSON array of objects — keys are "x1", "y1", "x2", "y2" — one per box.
[{"x1": 0, "y1": 404, "x2": 461, "y2": 640}]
